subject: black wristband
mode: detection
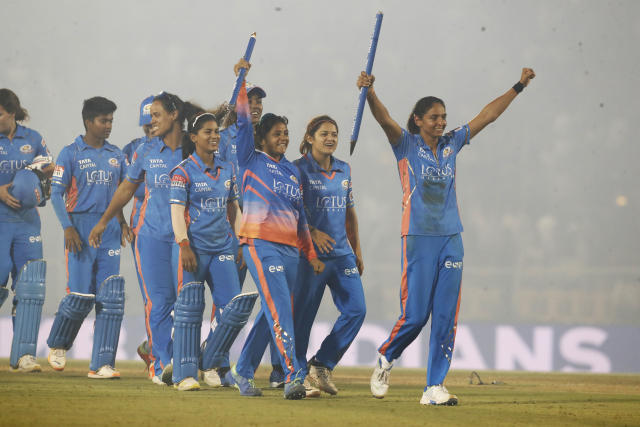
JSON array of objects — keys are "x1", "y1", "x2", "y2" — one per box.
[{"x1": 512, "y1": 82, "x2": 524, "y2": 94}]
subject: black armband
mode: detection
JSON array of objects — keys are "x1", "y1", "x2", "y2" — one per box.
[{"x1": 512, "y1": 82, "x2": 524, "y2": 94}]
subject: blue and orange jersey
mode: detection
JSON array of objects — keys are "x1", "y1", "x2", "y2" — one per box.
[
  {"x1": 235, "y1": 83, "x2": 316, "y2": 261},
  {"x1": 169, "y1": 152, "x2": 239, "y2": 254},
  {"x1": 126, "y1": 137, "x2": 183, "y2": 242},
  {"x1": 392, "y1": 125, "x2": 470, "y2": 236},
  {"x1": 218, "y1": 123, "x2": 244, "y2": 208},
  {"x1": 51, "y1": 136, "x2": 127, "y2": 214},
  {"x1": 0, "y1": 124, "x2": 51, "y2": 222},
  {"x1": 122, "y1": 135, "x2": 150, "y2": 231},
  {"x1": 294, "y1": 153, "x2": 355, "y2": 259}
]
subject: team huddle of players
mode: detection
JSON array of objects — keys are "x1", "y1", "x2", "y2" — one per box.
[{"x1": 0, "y1": 60, "x2": 534, "y2": 405}]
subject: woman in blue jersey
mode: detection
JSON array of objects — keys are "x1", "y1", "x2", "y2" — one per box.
[
  {"x1": 292, "y1": 115, "x2": 366, "y2": 397},
  {"x1": 228, "y1": 61, "x2": 324, "y2": 400},
  {"x1": 358, "y1": 68, "x2": 535, "y2": 405},
  {"x1": 0, "y1": 88, "x2": 53, "y2": 372},
  {"x1": 168, "y1": 111, "x2": 244, "y2": 391},
  {"x1": 89, "y1": 92, "x2": 198, "y2": 386}
]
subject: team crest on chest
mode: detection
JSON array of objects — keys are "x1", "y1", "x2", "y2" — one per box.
[
  {"x1": 290, "y1": 175, "x2": 298, "y2": 184},
  {"x1": 442, "y1": 146, "x2": 452, "y2": 158},
  {"x1": 20, "y1": 144, "x2": 33, "y2": 154},
  {"x1": 108, "y1": 158, "x2": 119, "y2": 167},
  {"x1": 224, "y1": 179, "x2": 231, "y2": 190},
  {"x1": 341, "y1": 179, "x2": 349, "y2": 190}
]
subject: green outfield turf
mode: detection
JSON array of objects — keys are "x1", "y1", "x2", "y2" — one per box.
[{"x1": 1, "y1": 359, "x2": 639, "y2": 426}]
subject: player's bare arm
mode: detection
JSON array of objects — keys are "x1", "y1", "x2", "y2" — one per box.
[
  {"x1": 468, "y1": 67, "x2": 536, "y2": 139},
  {"x1": 357, "y1": 71, "x2": 402, "y2": 145}
]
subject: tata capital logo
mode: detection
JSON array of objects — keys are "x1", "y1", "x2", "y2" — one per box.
[
  {"x1": 268, "y1": 265, "x2": 284, "y2": 273},
  {"x1": 20, "y1": 144, "x2": 33, "y2": 154}
]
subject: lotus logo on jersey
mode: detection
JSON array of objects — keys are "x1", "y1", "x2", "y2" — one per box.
[
  {"x1": 29, "y1": 235, "x2": 42, "y2": 243},
  {"x1": 201, "y1": 197, "x2": 226, "y2": 211},
  {"x1": 20, "y1": 144, "x2": 33, "y2": 154},
  {"x1": 154, "y1": 174, "x2": 171, "y2": 188},
  {"x1": 0, "y1": 159, "x2": 29, "y2": 172},
  {"x1": 268, "y1": 265, "x2": 284, "y2": 273},
  {"x1": 316, "y1": 195, "x2": 347, "y2": 210},
  {"x1": 224, "y1": 179, "x2": 231, "y2": 190},
  {"x1": 109, "y1": 158, "x2": 119, "y2": 167},
  {"x1": 344, "y1": 267, "x2": 358, "y2": 276},
  {"x1": 273, "y1": 179, "x2": 301, "y2": 200},
  {"x1": 86, "y1": 170, "x2": 114, "y2": 185},
  {"x1": 218, "y1": 254, "x2": 235, "y2": 262},
  {"x1": 444, "y1": 260, "x2": 462, "y2": 269},
  {"x1": 108, "y1": 249, "x2": 121, "y2": 257},
  {"x1": 421, "y1": 164, "x2": 453, "y2": 181},
  {"x1": 442, "y1": 146, "x2": 453, "y2": 158}
]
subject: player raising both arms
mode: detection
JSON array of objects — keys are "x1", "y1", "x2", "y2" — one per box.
[
  {"x1": 359, "y1": 67, "x2": 535, "y2": 405},
  {"x1": 47, "y1": 96, "x2": 131, "y2": 379},
  {"x1": 0, "y1": 88, "x2": 53, "y2": 373},
  {"x1": 293, "y1": 115, "x2": 366, "y2": 397}
]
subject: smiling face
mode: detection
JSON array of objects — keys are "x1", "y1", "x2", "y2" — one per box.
[
  {"x1": 309, "y1": 121, "x2": 338, "y2": 157},
  {"x1": 414, "y1": 103, "x2": 447, "y2": 142},
  {"x1": 190, "y1": 118, "x2": 220, "y2": 157},
  {"x1": 261, "y1": 122, "x2": 289, "y2": 159},
  {"x1": 85, "y1": 113, "x2": 114, "y2": 142},
  {"x1": 249, "y1": 94, "x2": 263, "y2": 125},
  {"x1": 0, "y1": 105, "x2": 16, "y2": 137},
  {"x1": 150, "y1": 100, "x2": 178, "y2": 137}
]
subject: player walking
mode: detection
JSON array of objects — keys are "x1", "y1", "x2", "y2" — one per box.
[
  {"x1": 168, "y1": 110, "x2": 254, "y2": 391},
  {"x1": 0, "y1": 88, "x2": 53, "y2": 372},
  {"x1": 229, "y1": 65, "x2": 323, "y2": 400},
  {"x1": 47, "y1": 96, "x2": 131, "y2": 379},
  {"x1": 359, "y1": 68, "x2": 535, "y2": 405},
  {"x1": 216, "y1": 81, "x2": 287, "y2": 389},
  {"x1": 121, "y1": 95, "x2": 155, "y2": 370},
  {"x1": 293, "y1": 115, "x2": 366, "y2": 397},
  {"x1": 88, "y1": 92, "x2": 194, "y2": 385}
]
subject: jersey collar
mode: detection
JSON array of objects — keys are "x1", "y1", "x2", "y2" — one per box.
[
  {"x1": 74, "y1": 135, "x2": 116, "y2": 151},
  {"x1": 303, "y1": 153, "x2": 342, "y2": 173}
]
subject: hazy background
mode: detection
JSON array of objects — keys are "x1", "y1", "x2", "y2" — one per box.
[{"x1": 2, "y1": 0, "x2": 639, "y2": 353}]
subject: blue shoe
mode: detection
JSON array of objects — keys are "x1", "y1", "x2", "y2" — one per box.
[
  {"x1": 284, "y1": 378, "x2": 306, "y2": 400},
  {"x1": 230, "y1": 365, "x2": 262, "y2": 397},
  {"x1": 217, "y1": 367, "x2": 233, "y2": 387},
  {"x1": 269, "y1": 366, "x2": 285, "y2": 388}
]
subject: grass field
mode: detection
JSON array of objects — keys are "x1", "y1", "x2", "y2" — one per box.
[{"x1": 1, "y1": 359, "x2": 639, "y2": 426}]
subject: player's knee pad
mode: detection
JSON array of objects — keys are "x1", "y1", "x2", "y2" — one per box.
[
  {"x1": 10, "y1": 259, "x2": 46, "y2": 368},
  {"x1": 200, "y1": 292, "x2": 258, "y2": 370},
  {"x1": 0, "y1": 286, "x2": 8, "y2": 309},
  {"x1": 90, "y1": 275, "x2": 125, "y2": 371},
  {"x1": 47, "y1": 292, "x2": 95, "y2": 350},
  {"x1": 173, "y1": 282, "x2": 205, "y2": 383}
]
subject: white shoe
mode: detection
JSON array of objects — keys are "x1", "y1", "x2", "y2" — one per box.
[
  {"x1": 201, "y1": 369, "x2": 222, "y2": 387},
  {"x1": 48, "y1": 348, "x2": 66, "y2": 371},
  {"x1": 175, "y1": 377, "x2": 201, "y2": 391},
  {"x1": 304, "y1": 379, "x2": 321, "y2": 398},
  {"x1": 161, "y1": 363, "x2": 173, "y2": 385},
  {"x1": 151, "y1": 375, "x2": 166, "y2": 386},
  {"x1": 309, "y1": 364, "x2": 338, "y2": 395},
  {"x1": 420, "y1": 384, "x2": 458, "y2": 406},
  {"x1": 13, "y1": 355, "x2": 42, "y2": 373},
  {"x1": 88, "y1": 365, "x2": 121, "y2": 379},
  {"x1": 370, "y1": 353, "x2": 392, "y2": 398}
]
